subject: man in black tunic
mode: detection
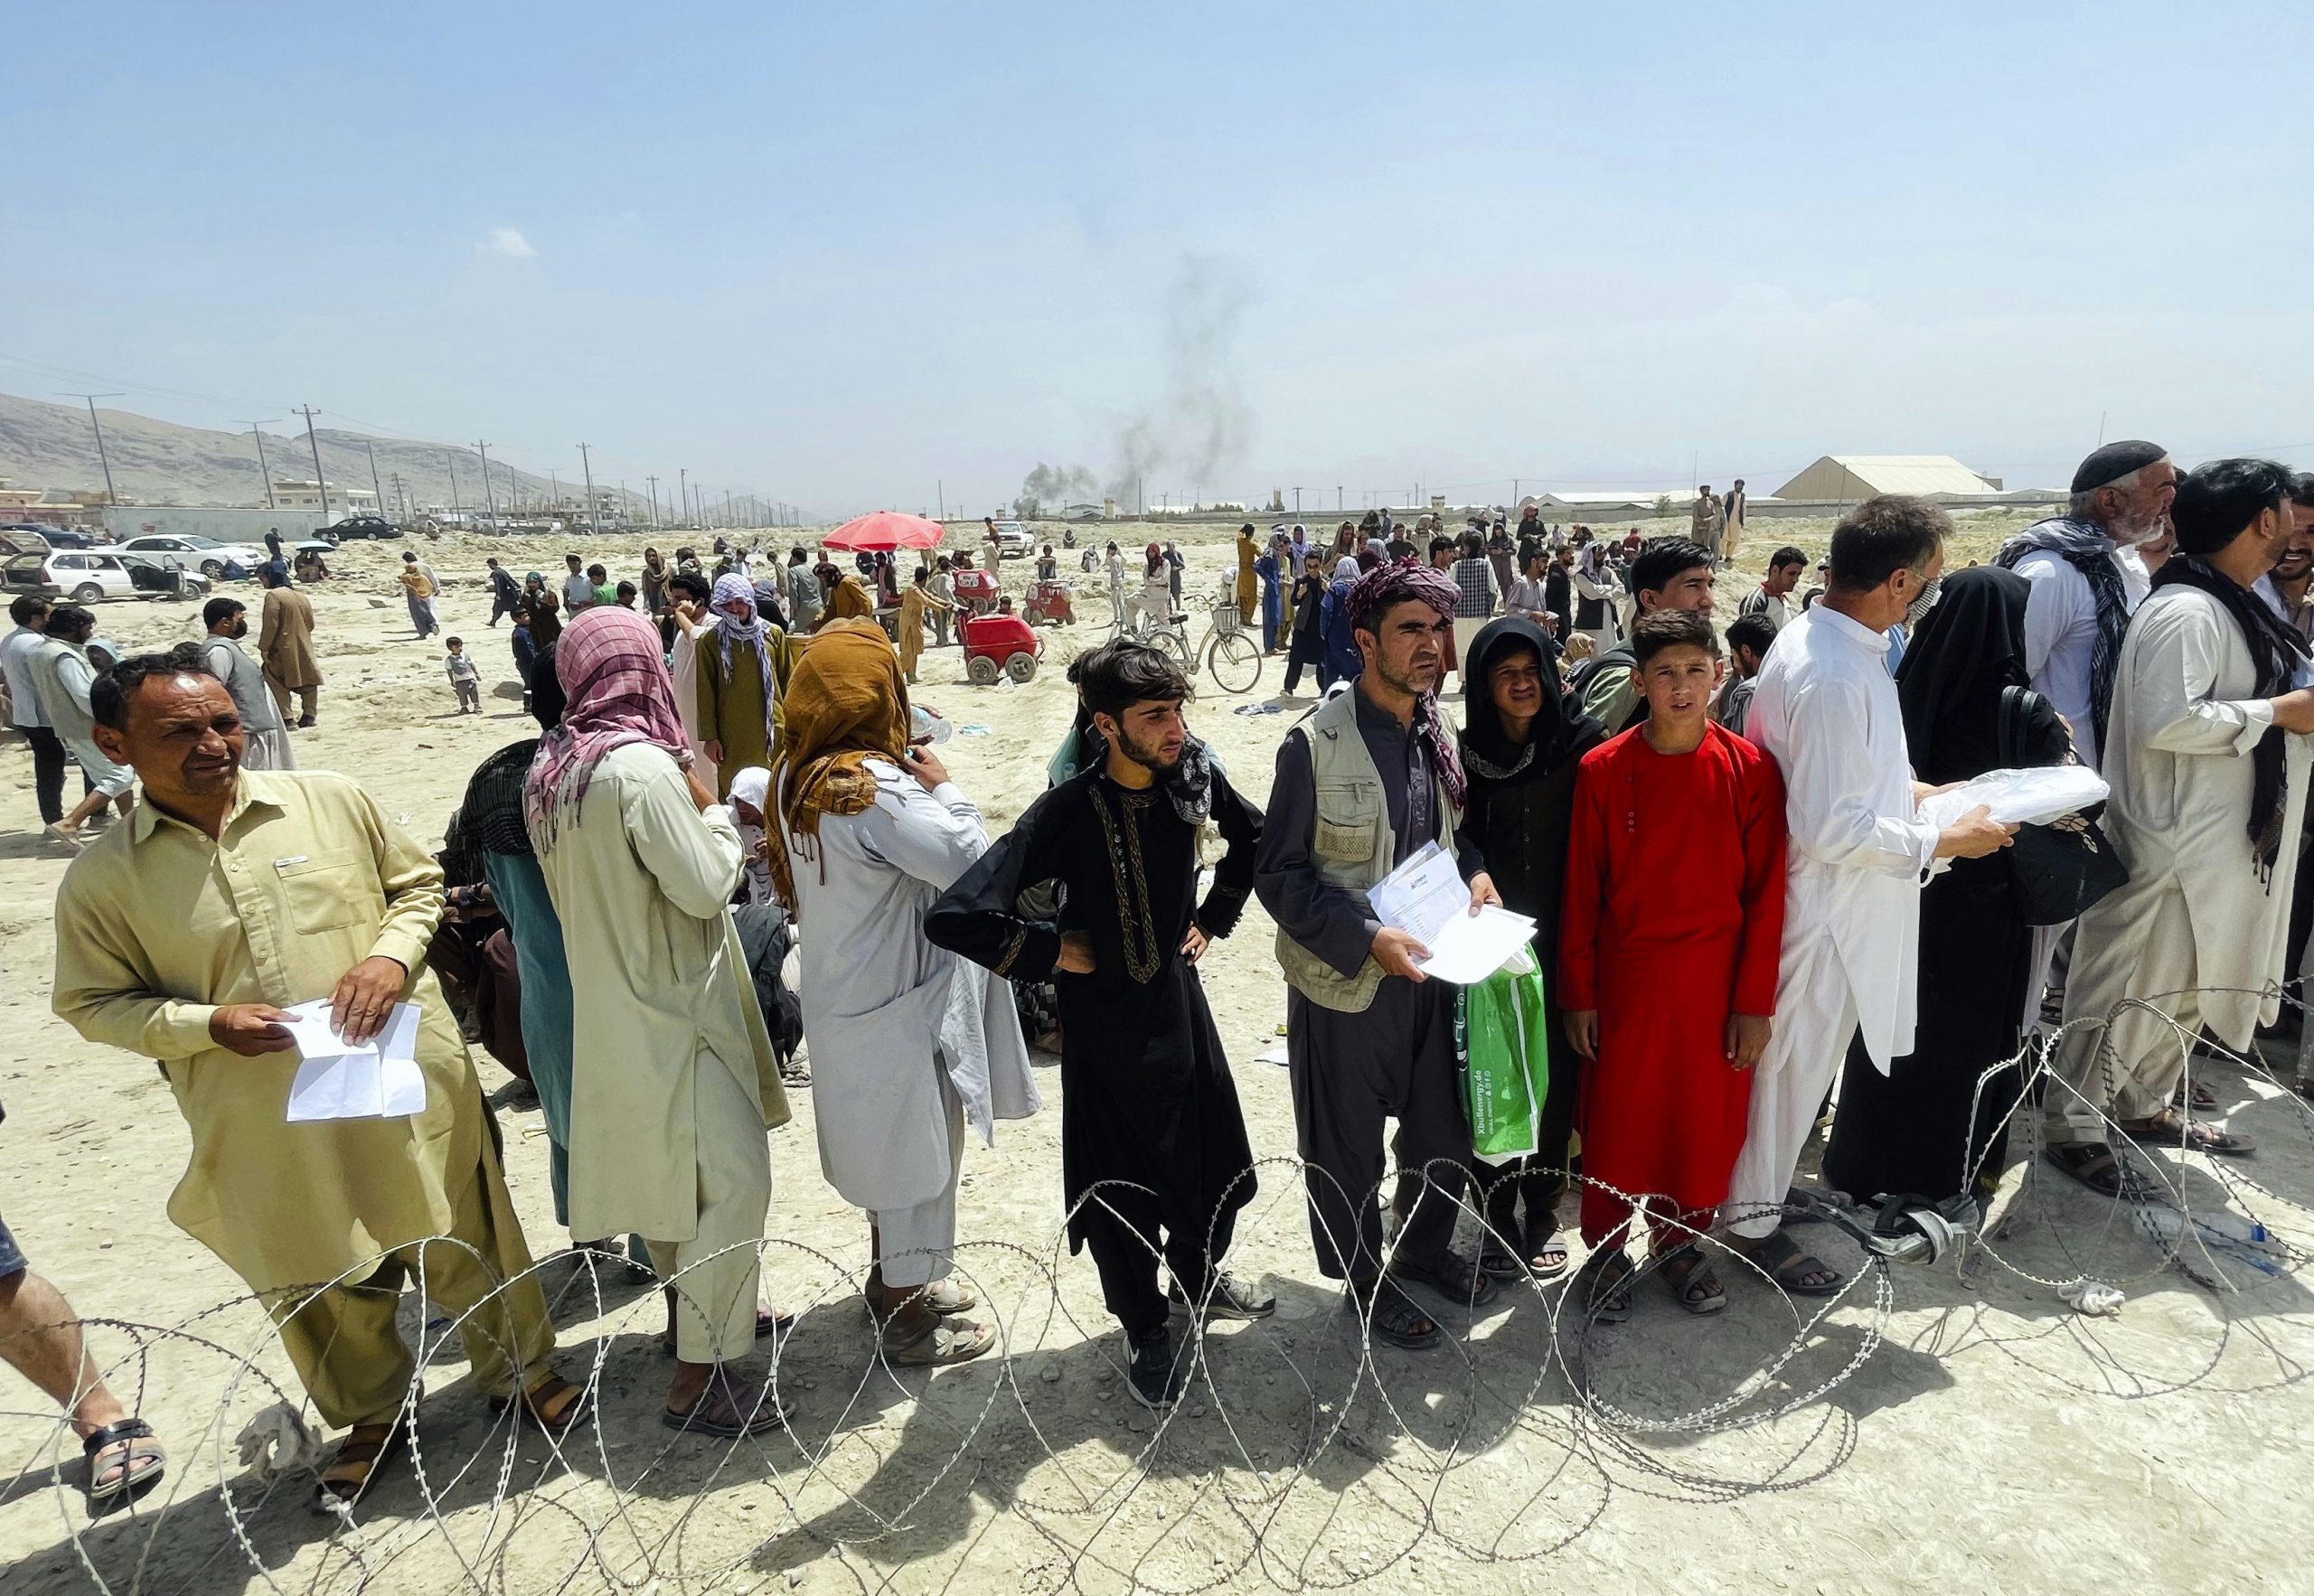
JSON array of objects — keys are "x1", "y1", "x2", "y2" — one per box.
[{"x1": 927, "y1": 640, "x2": 1269, "y2": 1409}]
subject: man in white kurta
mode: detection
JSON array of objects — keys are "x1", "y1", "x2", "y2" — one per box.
[
  {"x1": 1726, "y1": 498, "x2": 2013, "y2": 1289},
  {"x1": 2045, "y1": 461, "x2": 2314, "y2": 1176},
  {"x1": 776, "y1": 625, "x2": 1038, "y2": 1363}
]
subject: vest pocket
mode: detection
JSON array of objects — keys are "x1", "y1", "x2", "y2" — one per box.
[{"x1": 1312, "y1": 779, "x2": 1379, "y2": 864}]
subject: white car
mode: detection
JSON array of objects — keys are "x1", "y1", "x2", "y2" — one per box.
[
  {"x1": 118, "y1": 532, "x2": 268, "y2": 577},
  {"x1": 988, "y1": 520, "x2": 1034, "y2": 559},
  {"x1": 4, "y1": 549, "x2": 144, "y2": 604}
]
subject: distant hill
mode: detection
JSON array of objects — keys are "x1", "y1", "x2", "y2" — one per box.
[{"x1": 0, "y1": 391, "x2": 651, "y2": 519}]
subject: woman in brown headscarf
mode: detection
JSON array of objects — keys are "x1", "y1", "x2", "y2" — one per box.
[{"x1": 814, "y1": 574, "x2": 876, "y2": 632}]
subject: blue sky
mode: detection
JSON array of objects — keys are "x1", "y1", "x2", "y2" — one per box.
[{"x1": 10, "y1": 2, "x2": 2309, "y2": 516}]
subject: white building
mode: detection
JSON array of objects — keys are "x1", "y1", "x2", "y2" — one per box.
[{"x1": 270, "y1": 480, "x2": 378, "y2": 513}]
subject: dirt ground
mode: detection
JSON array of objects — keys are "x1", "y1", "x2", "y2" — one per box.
[{"x1": 4, "y1": 514, "x2": 2312, "y2": 1595}]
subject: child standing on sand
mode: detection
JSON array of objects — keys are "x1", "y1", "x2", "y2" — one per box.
[{"x1": 445, "y1": 635, "x2": 483, "y2": 714}]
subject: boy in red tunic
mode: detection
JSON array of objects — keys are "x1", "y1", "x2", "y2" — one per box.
[{"x1": 1560, "y1": 608, "x2": 1788, "y2": 1319}]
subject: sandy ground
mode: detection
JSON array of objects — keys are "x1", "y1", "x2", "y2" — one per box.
[{"x1": 4, "y1": 516, "x2": 2314, "y2": 1594}]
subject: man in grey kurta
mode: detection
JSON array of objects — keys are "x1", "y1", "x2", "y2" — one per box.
[{"x1": 201, "y1": 597, "x2": 295, "y2": 771}]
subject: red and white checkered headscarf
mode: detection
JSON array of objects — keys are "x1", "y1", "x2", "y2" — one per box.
[{"x1": 523, "y1": 605, "x2": 691, "y2": 850}]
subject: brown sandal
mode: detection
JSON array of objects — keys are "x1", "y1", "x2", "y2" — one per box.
[
  {"x1": 314, "y1": 1413, "x2": 411, "y2": 1514},
  {"x1": 489, "y1": 1371, "x2": 589, "y2": 1434}
]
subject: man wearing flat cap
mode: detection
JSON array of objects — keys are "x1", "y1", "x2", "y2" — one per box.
[{"x1": 1993, "y1": 442, "x2": 2177, "y2": 1026}]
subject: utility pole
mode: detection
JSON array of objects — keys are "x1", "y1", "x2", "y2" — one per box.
[
  {"x1": 678, "y1": 467, "x2": 689, "y2": 528},
  {"x1": 618, "y1": 480, "x2": 627, "y2": 530},
  {"x1": 475, "y1": 442, "x2": 497, "y2": 528},
  {"x1": 724, "y1": 489, "x2": 734, "y2": 527},
  {"x1": 296, "y1": 405, "x2": 330, "y2": 520},
  {"x1": 549, "y1": 470, "x2": 560, "y2": 512},
  {"x1": 62, "y1": 393, "x2": 123, "y2": 506},
  {"x1": 236, "y1": 421, "x2": 281, "y2": 508},
  {"x1": 1293, "y1": 486, "x2": 1302, "y2": 515},
  {"x1": 645, "y1": 475, "x2": 660, "y2": 529},
  {"x1": 937, "y1": 479, "x2": 945, "y2": 520},
  {"x1": 1336, "y1": 486, "x2": 1342, "y2": 512},
  {"x1": 447, "y1": 453, "x2": 463, "y2": 521},
  {"x1": 390, "y1": 471, "x2": 405, "y2": 519},
  {"x1": 578, "y1": 443, "x2": 598, "y2": 534},
  {"x1": 364, "y1": 440, "x2": 386, "y2": 521}
]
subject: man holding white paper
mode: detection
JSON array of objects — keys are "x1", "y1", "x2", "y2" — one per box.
[
  {"x1": 1256, "y1": 559, "x2": 1502, "y2": 1352},
  {"x1": 52, "y1": 643, "x2": 580, "y2": 1513},
  {"x1": 1725, "y1": 498, "x2": 2015, "y2": 1296}
]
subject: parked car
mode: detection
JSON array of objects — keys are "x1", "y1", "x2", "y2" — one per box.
[
  {"x1": 118, "y1": 551, "x2": 211, "y2": 600},
  {"x1": 3, "y1": 521, "x2": 106, "y2": 549},
  {"x1": 3, "y1": 549, "x2": 145, "y2": 604},
  {"x1": 117, "y1": 532, "x2": 267, "y2": 578},
  {"x1": 988, "y1": 519, "x2": 1033, "y2": 559},
  {"x1": 325, "y1": 515, "x2": 402, "y2": 540}
]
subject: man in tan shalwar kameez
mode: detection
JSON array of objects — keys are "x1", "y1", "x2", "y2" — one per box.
[
  {"x1": 527, "y1": 606, "x2": 795, "y2": 1438},
  {"x1": 257, "y1": 566, "x2": 322, "y2": 728},
  {"x1": 51, "y1": 643, "x2": 578, "y2": 1512}
]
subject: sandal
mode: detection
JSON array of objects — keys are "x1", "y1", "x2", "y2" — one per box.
[
  {"x1": 314, "y1": 1413, "x2": 411, "y2": 1514},
  {"x1": 82, "y1": 1417, "x2": 165, "y2": 1507},
  {"x1": 880, "y1": 1311, "x2": 997, "y2": 1366},
  {"x1": 1652, "y1": 1244, "x2": 1727, "y2": 1316},
  {"x1": 662, "y1": 1374, "x2": 795, "y2": 1438},
  {"x1": 1736, "y1": 1229, "x2": 1844, "y2": 1298},
  {"x1": 1523, "y1": 1228, "x2": 1573, "y2": 1281},
  {"x1": 1348, "y1": 1279, "x2": 1442, "y2": 1350},
  {"x1": 2171, "y1": 1077, "x2": 2219, "y2": 1113},
  {"x1": 2116, "y1": 1109, "x2": 2255, "y2": 1158},
  {"x1": 1477, "y1": 1244, "x2": 1525, "y2": 1281},
  {"x1": 487, "y1": 1371, "x2": 589, "y2": 1435},
  {"x1": 1575, "y1": 1249, "x2": 1635, "y2": 1323},
  {"x1": 2045, "y1": 1143, "x2": 2156, "y2": 1199},
  {"x1": 1389, "y1": 1250, "x2": 1500, "y2": 1308}
]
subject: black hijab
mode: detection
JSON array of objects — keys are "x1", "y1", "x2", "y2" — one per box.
[
  {"x1": 1895, "y1": 566, "x2": 2032, "y2": 785},
  {"x1": 2152, "y1": 553, "x2": 2309, "y2": 878},
  {"x1": 1459, "y1": 615, "x2": 1604, "y2": 788}
]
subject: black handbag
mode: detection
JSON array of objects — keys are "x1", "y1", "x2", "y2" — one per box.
[{"x1": 1997, "y1": 685, "x2": 2129, "y2": 925}]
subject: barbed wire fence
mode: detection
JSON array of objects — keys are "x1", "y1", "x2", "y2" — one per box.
[{"x1": 6, "y1": 992, "x2": 2314, "y2": 1594}]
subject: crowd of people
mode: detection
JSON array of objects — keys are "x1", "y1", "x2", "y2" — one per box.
[{"x1": 5, "y1": 445, "x2": 2310, "y2": 1518}]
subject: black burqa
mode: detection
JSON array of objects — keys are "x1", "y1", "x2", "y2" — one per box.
[
  {"x1": 1456, "y1": 617, "x2": 1607, "y2": 1253},
  {"x1": 1823, "y1": 566, "x2": 2065, "y2": 1206},
  {"x1": 927, "y1": 753, "x2": 1263, "y2": 1337}
]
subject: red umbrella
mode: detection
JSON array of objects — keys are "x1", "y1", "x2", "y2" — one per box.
[{"x1": 823, "y1": 511, "x2": 945, "y2": 552}]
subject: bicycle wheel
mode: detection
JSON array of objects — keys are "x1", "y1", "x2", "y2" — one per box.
[
  {"x1": 1207, "y1": 630, "x2": 1262, "y2": 694},
  {"x1": 1156, "y1": 626, "x2": 1197, "y2": 671}
]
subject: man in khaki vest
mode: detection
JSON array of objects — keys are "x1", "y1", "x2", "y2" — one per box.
[{"x1": 1256, "y1": 559, "x2": 1502, "y2": 1352}]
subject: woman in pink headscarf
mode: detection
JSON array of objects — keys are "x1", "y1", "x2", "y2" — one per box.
[{"x1": 525, "y1": 606, "x2": 797, "y2": 1440}]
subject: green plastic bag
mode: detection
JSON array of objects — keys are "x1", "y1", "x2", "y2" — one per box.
[{"x1": 1454, "y1": 944, "x2": 1552, "y2": 1159}]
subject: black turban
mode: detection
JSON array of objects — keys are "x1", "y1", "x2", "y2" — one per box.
[{"x1": 2072, "y1": 439, "x2": 2167, "y2": 493}]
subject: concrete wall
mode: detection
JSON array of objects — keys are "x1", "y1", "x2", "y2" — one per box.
[{"x1": 103, "y1": 505, "x2": 332, "y2": 541}]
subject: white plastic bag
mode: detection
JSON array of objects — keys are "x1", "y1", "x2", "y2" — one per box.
[{"x1": 1917, "y1": 765, "x2": 2109, "y2": 831}]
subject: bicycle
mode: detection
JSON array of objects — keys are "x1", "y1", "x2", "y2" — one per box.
[{"x1": 1197, "y1": 590, "x2": 1263, "y2": 694}]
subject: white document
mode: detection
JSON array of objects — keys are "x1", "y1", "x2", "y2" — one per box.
[
  {"x1": 1413, "y1": 904, "x2": 1538, "y2": 984},
  {"x1": 1367, "y1": 840, "x2": 1469, "y2": 947},
  {"x1": 283, "y1": 1000, "x2": 428, "y2": 1122},
  {"x1": 1916, "y1": 765, "x2": 2110, "y2": 833}
]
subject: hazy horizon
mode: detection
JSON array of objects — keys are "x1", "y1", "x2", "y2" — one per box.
[{"x1": 11, "y1": 2, "x2": 2309, "y2": 519}]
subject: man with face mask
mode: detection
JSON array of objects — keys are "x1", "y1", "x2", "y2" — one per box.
[
  {"x1": 1721, "y1": 496, "x2": 2018, "y2": 1296},
  {"x1": 201, "y1": 597, "x2": 295, "y2": 771},
  {"x1": 1256, "y1": 559, "x2": 1504, "y2": 1351}
]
